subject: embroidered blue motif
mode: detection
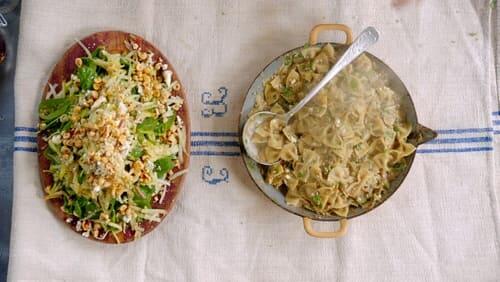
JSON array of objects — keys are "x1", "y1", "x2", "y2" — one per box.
[
  {"x1": 202, "y1": 165, "x2": 229, "y2": 185},
  {"x1": 201, "y1": 86, "x2": 228, "y2": 117}
]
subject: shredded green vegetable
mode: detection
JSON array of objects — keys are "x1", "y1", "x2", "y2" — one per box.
[{"x1": 39, "y1": 39, "x2": 186, "y2": 241}]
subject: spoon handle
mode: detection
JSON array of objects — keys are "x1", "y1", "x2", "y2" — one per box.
[
  {"x1": 0, "y1": 13, "x2": 7, "y2": 27},
  {"x1": 284, "y1": 27, "x2": 379, "y2": 121}
]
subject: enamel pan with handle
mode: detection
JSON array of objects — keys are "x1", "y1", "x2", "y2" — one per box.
[{"x1": 238, "y1": 24, "x2": 437, "y2": 238}]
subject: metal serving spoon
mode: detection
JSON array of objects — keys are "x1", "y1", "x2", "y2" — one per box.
[
  {"x1": 0, "y1": 12, "x2": 7, "y2": 27},
  {"x1": 242, "y1": 26, "x2": 380, "y2": 165}
]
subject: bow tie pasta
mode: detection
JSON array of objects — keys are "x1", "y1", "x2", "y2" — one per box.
[{"x1": 250, "y1": 43, "x2": 415, "y2": 217}]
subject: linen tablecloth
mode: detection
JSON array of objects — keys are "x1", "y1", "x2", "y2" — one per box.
[{"x1": 8, "y1": 0, "x2": 500, "y2": 281}]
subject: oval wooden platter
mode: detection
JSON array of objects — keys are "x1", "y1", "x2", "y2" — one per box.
[{"x1": 37, "y1": 31, "x2": 190, "y2": 243}]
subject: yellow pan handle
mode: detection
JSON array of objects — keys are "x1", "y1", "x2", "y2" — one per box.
[
  {"x1": 303, "y1": 218, "x2": 348, "y2": 238},
  {"x1": 309, "y1": 24, "x2": 353, "y2": 45}
]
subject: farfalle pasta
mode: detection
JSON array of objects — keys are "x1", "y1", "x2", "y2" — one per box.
[{"x1": 250, "y1": 43, "x2": 416, "y2": 217}]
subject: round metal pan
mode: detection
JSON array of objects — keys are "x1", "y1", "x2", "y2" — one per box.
[{"x1": 238, "y1": 24, "x2": 437, "y2": 238}]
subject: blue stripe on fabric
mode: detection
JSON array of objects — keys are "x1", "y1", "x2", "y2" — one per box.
[
  {"x1": 493, "y1": 120, "x2": 500, "y2": 125},
  {"x1": 13, "y1": 147, "x2": 37, "y2": 152},
  {"x1": 14, "y1": 127, "x2": 37, "y2": 132},
  {"x1": 14, "y1": 127, "x2": 240, "y2": 137},
  {"x1": 12, "y1": 146, "x2": 493, "y2": 155},
  {"x1": 13, "y1": 147, "x2": 241, "y2": 156},
  {"x1": 14, "y1": 136, "x2": 37, "y2": 142},
  {"x1": 14, "y1": 126, "x2": 500, "y2": 136},
  {"x1": 492, "y1": 111, "x2": 500, "y2": 116},
  {"x1": 191, "y1": 141, "x2": 240, "y2": 147},
  {"x1": 494, "y1": 130, "x2": 500, "y2": 135},
  {"x1": 426, "y1": 136, "x2": 492, "y2": 144},
  {"x1": 435, "y1": 127, "x2": 493, "y2": 134},
  {"x1": 191, "y1": 151, "x2": 241, "y2": 156},
  {"x1": 416, "y1": 147, "x2": 493, "y2": 154},
  {"x1": 191, "y1": 131, "x2": 239, "y2": 137}
]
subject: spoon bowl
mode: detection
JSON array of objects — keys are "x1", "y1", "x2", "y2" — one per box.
[
  {"x1": 242, "y1": 111, "x2": 280, "y2": 165},
  {"x1": 242, "y1": 27, "x2": 379, "y2": 165}
]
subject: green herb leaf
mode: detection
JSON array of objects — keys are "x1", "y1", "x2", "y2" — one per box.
[
  {"x1": 74, "y1": 110, "x2": 86, "y2": 121},
  {"x1": 128, "y1": 146, "x2": 144, "y2": 161},
  {"x1": 131, "y1": 85, "x2": 139, "y2": 95},
  {"x1": 392, "y1": 162, "x2": 407, "y2": 173},
  {"x1": 137, "y1": 116, "x2": 175, "y2": 139},
  {"x1": 77, "y1": 170, "x2": 86, "y2": 185},
  {"x1": 43, "y1": 144, "x2": 60, "y2": 164},
  {"x1": 72, "y1": 196, "x2": 99, "y2": 219},
  {"x1": 121, "y1": 57, "x2": 131, "y2": 71},
  {"x1": 137, "y1": 117, "x2": 159, "y2": 138},
  {"x1": 164, "y1": 114, "x2": 176, "y2": 131},
  {"x1": 281, "y1": 87, "x2": 293, "y2": 97},
  {"x1": 133, "y1": 185, "x2": 155, "y2": 208},
  {"x1": 64, "y1": 186, "x2": 76, "y2": 197},
  {"x1": 77, "y1": 65, "x2": 97, "y2": 90},
  {"x1": 155, "y1": 114, "x2": 176, "y2": 135},
  {"x1": 73, "y1": 199, "x2": 82, "y2": 218},
  {"x1": 62, "y1": 194, "x2": 72, "y2": 214},
  {"x1": 311, "y1": 194, "x2": 321, "y2": 206},
  {"x1": 61, "y1": 121, "x2": 73, "y2": 132},
  {"x1": 91, "y1": 47, "x2": 105, "y2": 59},
  {"x1": 154, "y1": 156, "x2": 175, "y2": 178},
  {"x1": 74, "y1": 197, "x2": 87, "y2": 218},
  {"x1": 108, "y1": 199, "x2": 119, "y2": 223},
  {"x1": 284, "y1": 55, "x2": 293, "y2": 66},
  {"x1": 39, "y1": 97, "x2": 74, "y2": 122},
  {"x1": 303, "y1": 61, "x2": 313, "y2": 71}
]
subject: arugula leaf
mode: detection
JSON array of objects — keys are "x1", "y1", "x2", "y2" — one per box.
[
  {"x1": 77, "y1": 65, "x2": 97, "y2": 90},
  {"x1": 85, "y1": 201, "x2": 99, "y2": 219},
  {"x1": 133, "y1": 185, "x2": 155, "y2": 208},
  {"x1": 73, "y1": 198, "x2": 83, "y2": 218},
  {"x1": 154, "y1": 114, "x2": 176, "y2": 135},
  {"x1": 62, "y1": 195, "x2": 72, "y2": 214},
  {"x1": 164, "y1": 114, "x2": 176, "y2": 131},
  {"x1": 80, "y1": 108, "x2": 90, "y2": 119},
  {"x1": 137, "y1": 117, "x2": 158, "y2": 134},
  {"x1": 72, "y1": 196, "x2": 99, "y2": 219},
  {"x1": 91, "y1": 47, "x2": 105, "y2": 59},
  {"x1": 154, "y1": 156, "x2": 175, "y2": 178},
  {"x1": 77, "y1": 170, "x2": 86, "y2": 185},
  {"x1": 39, "y1": 97, "x2": 73, "y2": 122},
  {"x1": 284, "y1": 54, "x2": 292, "y2": 66},
  {"x1": 43, "y1": 144, "x2": 60, "y2": 164},
  {"x1": 137, "y1": 116, "x2": 175, "y2": 139},
  {"x1": 131, "y1": 86, "x2": 139, "y2": 95},
  {"x1": 61, "y1": 121, "x2": 73, "y2": 132},
  {"x1": 120, "y1": 58, "x2": 131, "y2": 71},
  {"x1": 108, "y1": 199, "x2": 120, "y2": 223},
  {"x1": 128, "y1": 146, "x2": 144, "y2": 161},
  {"x1": 64, "y1": 186, "x2": 76, "y2": 197}
]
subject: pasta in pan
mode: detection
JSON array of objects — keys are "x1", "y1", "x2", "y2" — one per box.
[{"x1": 250, "y1": 43, "x2": 416, "y2": 217}]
